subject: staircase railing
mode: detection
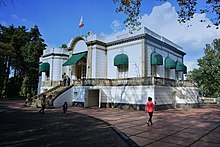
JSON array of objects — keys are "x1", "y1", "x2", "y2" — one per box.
[
  {"x1": 50, "y1": 84, "x2": 74, "y2": 107},
  {"x1": 24, "y1": 85, "x2": 62, "y2": 108}
]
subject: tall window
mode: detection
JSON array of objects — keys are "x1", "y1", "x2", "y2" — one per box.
[
  {"x1": 114, "y1": 53, "x2": 129, "y2": 79},
  {"x1": 117, "y1": 64, "x2": 128, "y2": 78},
  {"x1": 165, "y1": 68, "x2": 170, "y2": 79},
  {"x1": 151, "y1": 65, "x2": 156, "y2": 77}
]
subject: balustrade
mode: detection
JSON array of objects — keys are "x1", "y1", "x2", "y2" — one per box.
[{"x1": 72, "y1": 77, "x2": 197, "y2": 87}]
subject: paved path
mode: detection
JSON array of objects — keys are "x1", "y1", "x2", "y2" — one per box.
[
  {"x1": 1, "y1": 100, "x2": 220, "y2": 146},
  {"x1": 68, "y1": 105, "x2": 220, "y2": 147},
  {"x1": 0, "y1": 100, "x2": 130, "y2": 147}
]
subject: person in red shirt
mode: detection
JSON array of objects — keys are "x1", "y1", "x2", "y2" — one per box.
[{"x1": 145, "y1": 97, "x2": 155, "y2": 126}]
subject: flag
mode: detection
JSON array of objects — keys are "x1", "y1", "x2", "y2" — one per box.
[{"x1": 79, "y1": 16, "x2": 84, "y2": 28}]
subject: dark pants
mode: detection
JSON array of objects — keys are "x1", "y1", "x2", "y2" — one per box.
[
  {"x1": 63, "y1": 79, "x2": 66, "y2": 86},
  {"x1": 63, "y1": 109, "x2": 67, "y2": 114},
  {"x1": 148, "y1": 112, "x2": 153, "y2": 124},
  {"x1": 39, "y1": 105, "x2": 45, "y2": 114}
]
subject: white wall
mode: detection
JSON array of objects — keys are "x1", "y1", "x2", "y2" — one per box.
[
  {"x1": 43, "y1": 47, "x2": 68, "y2": 55},
  {"x1": 52, "y1": 57, "x2": 63, "y2": 81},
  {"x1": 146, "y1": 41, "x2": 184, "y2": 79},
  {"x1": 53, "y1": 85, "x2": 199, "y2": 108},
  {"x1": 91, "y1": 48, "x2": 97, "y2": 78},
  {"x1": 175, "y1": 87, "x2": 199, "y2": 104},
  {"x1": 53, "y1": 87, "x2": 74, "y2": 107},
  {"x1": 146, "y1": 46, "x2": 152, "y2": 77},
  {"x1": 90, "y1": 46, "x2": 107, "y2": 78},
  {"x1": 107, "y1": 40, "x2": 143, "y2": 79},
  {"x1": 155, "y1": 86, "x2": 199, "y2": 108},
  {"x1": 95, "y1": 49, "x2": 107, "y2": 78},
  {"x1": 71, "y1": 65, "x2": 76, "y2": 80},
  {"x1": 72, "y1": 40, "x2": 87, "y2": 54},
  {"x1": 154, "y1": 86, "x2": 173, "y2": 105},
  {"x1": 41, "y1": 56, "x2": 68, "y2": 82},
  {"x1": 54, "y1": 85, "x2": 155, "y2": 107},
  {"x1": 97, "y1": 85, "x2": 155, "y2": 105},
  {"x1": 72, "y1": 86, "x2": 88, "y2": 103}
]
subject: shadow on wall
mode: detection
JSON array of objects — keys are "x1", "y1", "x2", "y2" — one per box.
[
  {"x1": 101, "y1": 85, "x2": 176, "y2": 110},
  {"x1": 176, "y1": 87, "x2": 198, "y2": 101},
  {"x1": 175, "y1": 87, "x2": 199, "y2": 108},
  {"x1": 70, "y1": 85, "x2": 198, "y2": 110},
  {"x1": 154, "y1": 86, "x2": 174, "y2": 110}
]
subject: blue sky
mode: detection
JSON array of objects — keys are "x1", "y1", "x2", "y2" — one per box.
[
  {"x1": 1, "y1": 0, "x2": 219, "y2": 71},
  {"x1": 0, "y1": 0, "x2": 168, "y2": 46},
  {"x1": 1, "y1": 0, "x2": 123, "y2": 46}
]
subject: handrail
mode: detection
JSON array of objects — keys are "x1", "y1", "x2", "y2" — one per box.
[
  {"x1": 51, "y1": 85, "x2": 74, "y2": 104},
  {"x1": 31, "y1": 85, "x2": 61, "y2": 99},
  {"x1": 25, "y1": 85, "x2": 62, "y2": 107}
]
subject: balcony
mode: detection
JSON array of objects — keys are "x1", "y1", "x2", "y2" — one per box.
[{"x1": 72, "y1": 77, "x2": 197, "y2": 87}]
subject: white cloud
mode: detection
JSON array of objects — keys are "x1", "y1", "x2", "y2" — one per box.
[
  {"x1": 11, "y1": 14, "x2": 27, "y2": 22},
  {"x1": 140, "y1": 2, "x2": 220, "y2": 71},
  {"x1": 100, "y1": 32, "x2": 108, "y2": 37},
  {"x1": 0, "y1": 20, "x2": 8, "y2": 26},
  {"x1": 11, "y1": 14, "x2": 18, "y2": 19},
  {"x1": 185, "y1": 61, "x2": 198, "y2": 72},
  {"x1": 111, "y1": 19, "x2": 122, "y2": 33}
]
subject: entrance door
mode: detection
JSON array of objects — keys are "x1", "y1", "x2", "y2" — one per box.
[
  {"x1": 75, "y1": 58, "x2": 87, "y2": 80},
  {"x1": 85, "y1": 89, "x2": 99, "y2": 107},
  {"x1": 76, "y1": 64, "x2": 82, "y2": 79}
]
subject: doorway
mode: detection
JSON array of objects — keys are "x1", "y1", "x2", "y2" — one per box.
[
  {"x1": 85, "y1": 89, "x2": 100, "y2": 108},
  {"x1": 75, "y1": 58, "x2": 87, "y2": 79}
]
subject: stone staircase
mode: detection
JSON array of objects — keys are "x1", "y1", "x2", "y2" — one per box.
[{"x1": 24, "y1": 85, "x2": 72, "y2": 108}]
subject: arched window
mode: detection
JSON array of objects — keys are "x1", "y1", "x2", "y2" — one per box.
[
  {"x1": 114, "y1": 54, "x2": 129, "y2": 78},
  {"x1": 40, "y1": 62, "x2": 50, "y2": 77},
  {"x1": 151, "y1": 52, "x2": 163, "y2": 76},
  {"x1": 151, "y1": 52, "x2": 163, "y2": 65},
  {"x1": 165, "y1": 57, "x2": 176, "y2": 78}
]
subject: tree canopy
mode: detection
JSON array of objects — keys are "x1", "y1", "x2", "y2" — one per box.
[
  {"x1": 114, "y1": 0, "x2": 220, "y2": 32},
  {"x1": 188, "y1": 39, "x2": 220, "y2": 98},
  {"x1": 61, "y1": 44, "x2": 68, "y2": 49},
  {"x1": 0, "y1": 25, "x2": 46, "y2": 98}
]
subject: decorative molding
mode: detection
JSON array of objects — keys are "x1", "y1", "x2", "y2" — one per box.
[
  {"x1": 86, "y1": 33, "x2": 186, "y2": 56},
  {"x1": 69, "y1": 36, "x2": 86, "y2": 51},
  {"x1": 42, "y1": 53, "x2": 69, "y2": 58},
  {"x1": 86, "y1": 40, "x2": 107, "y2": 47}
]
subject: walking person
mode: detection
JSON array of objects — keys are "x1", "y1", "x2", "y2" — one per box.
[
  {"x1": 39, "y1": 94, "x2": 46, "y2": 114},
  {"x1": 145, "y1": 97, "x2": 155, "y2": 126},
  {"x1": 62, "y1": 102, "x2": 68, "y2": 114}
]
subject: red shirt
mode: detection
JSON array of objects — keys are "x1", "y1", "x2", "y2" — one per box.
[{"x1": 146, "y1": 101, "x2": 155, "y2": 112}]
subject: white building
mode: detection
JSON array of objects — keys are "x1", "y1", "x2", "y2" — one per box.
[{"x1": 38, "y1": 27, "x2": 198, "y2": 110}]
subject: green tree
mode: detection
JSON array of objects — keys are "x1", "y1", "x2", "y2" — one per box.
[
  {"x1": 0, "y1": 42, "x2": 15, "y2": 98},
  {"x1": 0, "y1": 25, "x2": 46, "y2": 98},
  {"x1": 114, "y1": 0, "x2": 220, "y2": 32},
  {"x1": 0, "y1": 25, "x2": 28, "y2": 97},
  {"x1": 189, "y1": 39, "x2": 220, "y2": 98},
  {"x1": 20, "y1": 25, "x2": 46, "y2": 96},
  {"x1": 61, "y1": 44, "x2": 67, "y2": 48}
]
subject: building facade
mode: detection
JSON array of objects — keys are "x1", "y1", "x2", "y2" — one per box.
[{"x1": 38, "y1": 27, "x2": 198, "y2": 109}]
